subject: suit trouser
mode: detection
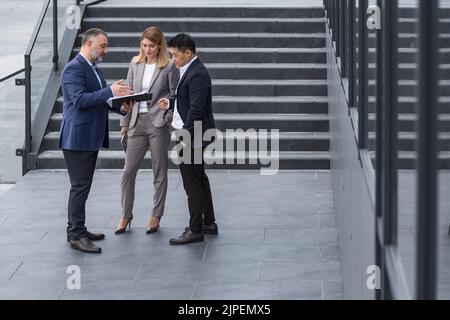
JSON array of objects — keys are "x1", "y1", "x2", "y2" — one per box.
[
  {"x1": 121, "y1": 113, "x2": 170, "y2": 219},
  {"x1": 179, "y1": 145, "x2": 216, "y2": 233},
  {"x1": 63, "y1": 149, "x2": 98, "y2": 241}
]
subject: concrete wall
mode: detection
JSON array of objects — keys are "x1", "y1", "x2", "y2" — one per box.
[{"x1": 326, "y1": 24, "x2": 377, "y2": 300}]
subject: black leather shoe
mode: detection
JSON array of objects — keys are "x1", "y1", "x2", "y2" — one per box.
[
  {"x1": 203, "y1": 223, "x2": 218, "y2": 235},
  {"x1": 70, "y1": 237, "x2": 102, "y2": 254},
  {"x1": 169, "y1": 229, "x2": 204, "y2": 245},
  {"x1": 184, "y1": 223, "x2": 218, "y2": 235},
  {"x1": 86, "y1": 230, "x2": 105, "y2": 241},
  {"x1": 67, "y1": 231, "x2": 105, "y2": 242}
]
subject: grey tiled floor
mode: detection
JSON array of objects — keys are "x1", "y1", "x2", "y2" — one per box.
[{"x1": 0, "y1": 169, "x2": 342, "y2": 300}]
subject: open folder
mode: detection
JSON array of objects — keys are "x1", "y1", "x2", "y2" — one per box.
[{"x1": 107, "y1": 91, "x2": 153, "y2": 109}]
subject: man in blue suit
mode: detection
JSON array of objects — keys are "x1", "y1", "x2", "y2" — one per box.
[{"x1": 60, "y1": 28, "x2": 133, "y2": 253}]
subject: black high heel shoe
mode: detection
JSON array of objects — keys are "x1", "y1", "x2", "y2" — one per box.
[
  {"x1": 115, "y1": 217, "x2": 132, "y2": 234},
  {"x1": 146, "y1": 216, "x2": 161, "y2": 234}
]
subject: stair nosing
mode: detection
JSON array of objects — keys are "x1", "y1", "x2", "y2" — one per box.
[
  {"x1": 45, "y1": 131, "x2": 330, "y2": 139},
  {"x1": 82, "y1": 17, "x2": 326, "y2": 22},
  {"x1": 74, "y1": 47, "x2": 327, "y2": 53},
  {"x1": 38, "y1": 150, "x2": 331, "y2": 160},
  {"x1": 51, "y1": 113, "x2": 330, "y2": 121},
  {"x1": 98, "y1": 62, "x2": 328, "y2": 69},
  {"x1": 83, "y1": 32, "x2": 327, "y2": 38}
]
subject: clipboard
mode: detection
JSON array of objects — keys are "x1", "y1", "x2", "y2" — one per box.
[{"x1": 107, "y1": 91, "x2": 153, "y2": 109}]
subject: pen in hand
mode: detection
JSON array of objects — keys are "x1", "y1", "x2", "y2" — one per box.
[{"x1": 112, "y1": 79, "x2": 133, "y2": 97}]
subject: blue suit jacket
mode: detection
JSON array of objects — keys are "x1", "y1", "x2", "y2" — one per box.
[{"x1": 59, "y1": 54, "x2": 122, "y2": 151}]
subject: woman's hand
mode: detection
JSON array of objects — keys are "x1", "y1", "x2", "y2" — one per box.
[
  {"x1": 158, "y1": 98, "x2": 169, "y2": 111},
  {"x1": 121, "y1": 126, "x2": 129, "y2": 137},
  {"x1": 121, "y1": 101, "x2": 135, "y2": 113}
]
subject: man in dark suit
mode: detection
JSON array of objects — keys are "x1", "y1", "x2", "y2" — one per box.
[
  {"x1": 160, "y1": 33, "x2": 218, "y2": 245},
  {"x1": 60, "y1": 28, "x2": 133, "y2": 253}
]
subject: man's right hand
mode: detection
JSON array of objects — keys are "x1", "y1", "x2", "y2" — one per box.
[{"x1": 111, "y1": 80, "x2": 133, "y2": 97}]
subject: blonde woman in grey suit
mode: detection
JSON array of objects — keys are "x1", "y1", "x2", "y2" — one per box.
[{"x1": 115, "y1": 26, "x2": 179, "y2": 235}]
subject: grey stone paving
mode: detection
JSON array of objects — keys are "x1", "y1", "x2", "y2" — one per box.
[{"x1": 0, "y1": 169, "x2": 342, "y2": 300}]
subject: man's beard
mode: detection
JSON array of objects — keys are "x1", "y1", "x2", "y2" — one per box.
[
  {"x1": 90, "y1": 48, "x2": 103, "y2": 63},
  {"x1": 94, "y1": 55, "x2": 103, "y2": 63}
]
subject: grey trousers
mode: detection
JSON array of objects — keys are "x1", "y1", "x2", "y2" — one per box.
[{"x1": 121, "y1": 113, "x2": 170, "y2": 219}]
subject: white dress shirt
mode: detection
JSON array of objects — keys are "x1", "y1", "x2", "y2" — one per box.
[
  {"x1": 139, "y1": 63, "x2": 156, "y2": 113},
  {"x1": 171, "y1": 56, "x2": 198, "y2": 129}
]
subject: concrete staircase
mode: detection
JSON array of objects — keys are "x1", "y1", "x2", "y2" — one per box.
[{"x1": 37, "y1": 5, "x2": 330, "y2": 170}]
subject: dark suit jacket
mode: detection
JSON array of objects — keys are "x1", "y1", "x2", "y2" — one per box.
[
  {"x1": 59, "y1": 54, "x2": 123, "y2": 151},
  {"x1": 172, "y1": 57, "x2": 215, "y2": 147}
]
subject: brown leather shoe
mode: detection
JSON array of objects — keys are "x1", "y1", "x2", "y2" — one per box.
[{"x1": 146, "y1": 216, "x2": 160, "y2": 234}]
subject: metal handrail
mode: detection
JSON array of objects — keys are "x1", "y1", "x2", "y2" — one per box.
[
  {"x1": 77, "y1": 0, "x2": 107, "y2": 6},
  {"x1": 25, "y1": 0, "x2": 51, "y2": 57},
  {"x1": 0, "y1": 69, "x2": 25, "y2": 84}
]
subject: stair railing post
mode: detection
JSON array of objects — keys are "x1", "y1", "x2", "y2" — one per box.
[{"x1": 53, "y1": 0, "x2": 58, "y2": 71}]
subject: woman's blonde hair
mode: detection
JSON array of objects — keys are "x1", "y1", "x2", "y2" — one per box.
[{"x1": 132, "y1": 26, "x2": 170, "y2": 68}]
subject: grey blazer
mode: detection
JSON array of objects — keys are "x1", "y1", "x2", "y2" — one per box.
[{"x1": 120, "y1": 59, "x2": 179, "y2": 133}]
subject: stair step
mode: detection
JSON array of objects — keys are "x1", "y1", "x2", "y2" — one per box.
[
  {"x1": 54, "y1": 96, "x2": 329, "y2": 114},
  {"x1": 37, "y1": 150, "x2": 331, "y2": 170},
  {"x1": 99, "y1": 62, "x2": 328, "y2": 80},
  {"x1": 105, "y1": 79, "x2": 328, "y2": 97},
  {"x1": 76, "y1": 32, "x2": 326, "y2": 48},
  {"x1": 81, "y1": 17, "x2": 326, "y2": 33},
  {"x1": 211, "y1": 79, "x2": 328, "y2": 96},
  {"x1": 73, "y1": 47, "x2": 327, "y2": 64},
  {"x1": 42, "y1": 131, "x2": 330, "y2": 152},
  {"x1": 49, "y1": 113, "x2": 330, "y2": 132},
  {"x1": 86, "y1": 6, "x2": 326, "y2": 18},
  {"x1": 212, "y1": 96, "x2": 329, "y2": 113}
]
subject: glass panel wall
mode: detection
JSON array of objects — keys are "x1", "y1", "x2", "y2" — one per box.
[
  {"x1": 30, "y1": 0, "x2": 54, "y2": 121},
  {"x1": 396, "y1": 0, "x2": 419, "y2": 298},
  {"x1": 437, "y1": 0, "x2": 450, "y2": 300},
  {"x1": 367, "y1": 0, "x2": 378, "y2": 172}
]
